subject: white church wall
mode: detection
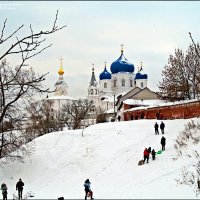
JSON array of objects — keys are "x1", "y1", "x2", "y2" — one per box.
[
  {"x1": 99, "y1": 79, "x2": 112, "y2": 94},
  {"x1": 111, "y1": 73, "x2": 135, "y2": 95},
  {"x1": 136, "y1": 79, "x2": 147, "y2": 89}
]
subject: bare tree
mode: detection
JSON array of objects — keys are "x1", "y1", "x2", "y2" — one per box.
[
  {"x1": 188, "y1": 33, "x2": 200, "y2": 98},
  {"x1": 0, "y1": 10, "x2": 66, "y2": 161},
  {"x1": 25, "y1": 100, "x2": 64, "y2": 140},
  {"x1": 60, "y1": 99, "x2": 94, "y2": 130},
  {"x1": 158, "y1": 44, "x2": 200, "y2": 101}
]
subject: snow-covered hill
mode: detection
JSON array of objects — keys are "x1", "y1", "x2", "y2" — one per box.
[{"x1": 0, "y1": 119, "x2": 199, "y2": 199}]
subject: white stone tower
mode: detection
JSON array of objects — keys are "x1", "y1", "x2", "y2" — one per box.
[
  {"x1": 54, "y1": 57, "x2": 68, "y2": 96},
  {"x1": 87, "y1": 64, "x2": 99, "y2": 107}
]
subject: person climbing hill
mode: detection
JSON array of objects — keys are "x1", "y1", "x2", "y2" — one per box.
[
  {"x1": 151, "y1": 149, "x2": 156, "y2": 160},
  {"x1": 154, "y1": 122, "x2": 159, "y2": 135},
  {"x1": 84, "y1": 179, "x2": 94, "y2": 200},
  {"x1": 161, "y1": 136, "x2": 166, "y2": 151},
  {"x1": 160, "y1": 121, "x2": 165, "y2": 134},
  {"x1": 143, "y1": 148, "x2": 149, "y2": 163}
]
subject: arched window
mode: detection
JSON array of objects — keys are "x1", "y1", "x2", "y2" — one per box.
[
  {"x1": 122, "y1": 79, "x2": 125, "y2": 87},
  {"x1": 95, "y1": 89, "x2": 98, "y2": 95},
  {"x1": 130, "y1": 79, "x2": 133, "y2": 87},
  {"x1": 104, "y1": 82, "x2": 107, "y2": 88},
  {"x1": 91, "y1": 89, "x2": 93, "y2": 95},
  {"x1": 114, "y1": 79, "x2": 117, "y2": 87},
  {"x1": 141, "y1": 82, "x2": 144, "y2": 88}
]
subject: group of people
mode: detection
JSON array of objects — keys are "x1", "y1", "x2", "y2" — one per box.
[
  {"x1": 143, "y1": 135, "x2": 166, "y2": 164},
  {"x1": 154, "y1": 121, "x2": 165, "y2": 135},
  {"x1": 1, "y1": 122, "x2": 167, "y2": 200},
  {"x1": 143, "y1": 147, "x2": 156, "y2": 163},
  {"x1": 143, "y1": 122, "x2": 167, "y2": 164},
  {"x1": 1, "y1": 178, "x2": 24, "y2": 200}
]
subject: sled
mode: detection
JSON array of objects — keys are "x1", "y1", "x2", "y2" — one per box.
[
  {"x1": 13, "y1": 191, "x2": 35, "y2": 200},
  {"x1": 138, "y1": 159, "x2": 144, "y2": 166},
  {"x1": 156, "y1": 150, "x2": 162, "y2": 154}
]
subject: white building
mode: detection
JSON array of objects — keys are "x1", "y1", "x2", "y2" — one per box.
[
  {"x1": 98, "y1": 45, "x2": 148, "y2": 98},
  {"x1": 46, "y1": 58, "x2": 76, "y2": 116},
  {"x1": 89, "y1": 45, "x2": 149, "y2": 118}
]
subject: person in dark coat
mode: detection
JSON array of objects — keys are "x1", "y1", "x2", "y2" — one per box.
[
  {"x1": 160, "y1": 121, "x2": 165, "y2": 134},
  {"x1": 147, "y1": 147, "x2": 151, "y2": 154},
  {"x1": 143, "y1": 148, "x2": 149, "y2": 163},
  {"x1": 84, "y1": 179, "x2": 93, "y2": 200},
  {"x1": 16, "y1": 178, "x2": 24, "y2": 199},
  {"x1": 161, "y1": 136, "x2": 166, "y2": 151},
  {"x1": 154, "y1": 122, "x2": 159, "y2": 135},
  {"x1": 151, "y1": 149, "x2": 156, "y2": 160},
  {"x1": 1, "y1": 183, "x2": 7, "y2": 200}
]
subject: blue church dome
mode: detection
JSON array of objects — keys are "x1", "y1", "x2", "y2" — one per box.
[
  {"x1": 135, "y1": 72, "x2": 148, "y2": 79},
  {"x1": 110, "y1": 48, "x2": 135, "y2": 74},
  {"x1": 135, "y1": 64, "x2": 148, "y2": 80},
  {"x1": 99, "y1": 66, "x2": 111, "y2": 80}
]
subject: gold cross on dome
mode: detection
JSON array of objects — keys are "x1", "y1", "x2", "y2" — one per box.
[
  {"x1": 140, "y1": 61, "x2": 143, "y2": 67},
  {"x1": 92, "y1": 63, "x2": 94, "y2": 71},
  {"x1": 104, "y1": 61, "x2": 107, "y2": 66},
  {"x1": 59, "y1": 57, "x2": 63, "y2": 67},
  {"x1": 121, "y1": 44, "x2": 124, "y2": 53}
]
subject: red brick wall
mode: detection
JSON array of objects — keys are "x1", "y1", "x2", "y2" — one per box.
[{"x1": 123, "y1": 101, "x2": 200, "y2": 120}]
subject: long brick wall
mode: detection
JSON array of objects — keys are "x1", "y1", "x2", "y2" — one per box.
[{"x1": 124, "y1": 100, "x2": 200, "y2": 121}]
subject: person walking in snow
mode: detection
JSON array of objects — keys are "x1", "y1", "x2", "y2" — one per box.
[
  {"x1": 160, "y1": 121, "x2": 165, "y2": 134},
  {"x1": 84, "y1": 179, "x2": 94, "y2": 200},
  {"x1": 1, "y1": 183, "x2": 8, "y2": 200},
  {"x1": 151, "y1": 149, "x2": 156, "y2": 160},
  {"x1": 147, "y1": 147, "x2": 151, "y2": 154},
  {"x1": 143, "y1": 148, "x2": 149, "y2": 163},
  {"x1": 16, "y1": 178, "x2": 24, "y2": 199},
  {"x1": 161, "y1": 136, "x2": 166, "y2": 151},
  {"x1": 154, "y1": 122, "x2": 159, "y2": 135}
]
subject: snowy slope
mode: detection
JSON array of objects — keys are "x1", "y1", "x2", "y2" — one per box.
[{"x1": 0, "y1": 119, "x2": 199, "y2": 199}]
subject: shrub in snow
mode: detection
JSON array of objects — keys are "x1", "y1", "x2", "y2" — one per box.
[{"x1": 175, "y1": 119, "x2": 200, "y2": 196}]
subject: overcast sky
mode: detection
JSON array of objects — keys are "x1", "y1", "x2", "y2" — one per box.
[{"x1": 1, "y1": 1, "x2": 200, "y2": 98}]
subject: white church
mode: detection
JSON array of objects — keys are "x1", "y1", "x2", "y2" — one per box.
[
  {"x1": 87, "y1": 45, "x2": 152, "y2": 117},
  {"x1": 47, "y1": 45, "x2": 157, "y2": 122}
]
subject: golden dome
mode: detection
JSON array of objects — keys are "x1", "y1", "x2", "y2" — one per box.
[
  {"x1": 58, "y1": 57, "x2": 64, "y2": 75},
  {"x1": 58, "y1": 66, "x2": 64, "y2": 75}
]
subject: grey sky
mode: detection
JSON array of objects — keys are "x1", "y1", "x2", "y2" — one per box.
[{"x1": 1, "y1": 1, "x2": 200, "y2": 98}]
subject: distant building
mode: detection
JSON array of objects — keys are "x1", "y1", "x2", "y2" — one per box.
[
  {"x1": 47, "y1": 44, "x2": 158, "y2": 124},
  {"x1": 46, "y1": 58, "x2": 76, "y2": 121},
  {"x1": 88, "y1": 45, "x2": 157, "y2": 121}
]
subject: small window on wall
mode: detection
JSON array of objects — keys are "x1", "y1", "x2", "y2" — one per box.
[
  {"x1": 91, "y1": 89, "x2": 93, "y2": 95},
  {"x1": 130, "y1": 79, "x2": 133, "y2": 87},
  {"x1": 95, "y1": 89, "x2": 98, "y2": 94},
  {"x1": 104, "y1": 82, "x2": 107, "y2": 88},
  {"x1": 141, "y1": 82, "x2": 144, "y2": 88},
  {"x1": 114, "y1": 79, "x2": 117, "y2": 87},
  {"x1": 122, "y1": 79, "x2": 125, "y2": 87}
]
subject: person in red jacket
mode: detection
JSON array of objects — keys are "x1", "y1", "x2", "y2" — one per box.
[{"x1": 143, "y1": 148, "x2": 149, "y2": 163}]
